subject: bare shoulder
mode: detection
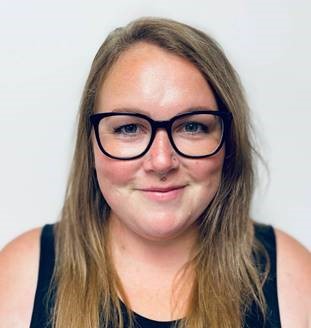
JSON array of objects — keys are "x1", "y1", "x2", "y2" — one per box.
[
  {"x1": 0, "y1": 227, "x2": 42, "y2": 328},
  {"x1": 274, "y1": 228, "x2": 311, "y2": 328}
]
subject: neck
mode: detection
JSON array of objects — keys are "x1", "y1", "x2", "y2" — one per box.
[
  {"x1": 107, "y1": 215, "x2": 196, "y2": 319},
  {"x1": 108, "y1": 215, "x2": 198, "y2": 273}
]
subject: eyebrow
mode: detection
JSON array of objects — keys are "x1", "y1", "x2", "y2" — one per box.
[
  {"x1": 106, "y1": 106, "x2": 219, "y2": 115},
  {"x1": 109, "y1": 107, "x2": 150, "y2": 115}
]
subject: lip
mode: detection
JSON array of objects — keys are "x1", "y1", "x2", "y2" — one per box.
[{"x1": 138, "y1": 185, "x2": 186, "y2": 201}]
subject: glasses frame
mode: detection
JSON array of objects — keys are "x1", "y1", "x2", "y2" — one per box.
[{"x1": 90, "y1": 110, "x2": 232, "y2": 160}]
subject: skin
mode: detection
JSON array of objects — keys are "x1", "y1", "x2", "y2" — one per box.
[
  {"x1": 94, "y1": 43, "x2": 224, "y2": 244},
  {"x1": 0, "y1": 43, "x2": 310, "y2": 326}
]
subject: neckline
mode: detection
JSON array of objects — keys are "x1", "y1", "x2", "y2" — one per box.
[{"x1": 119, "y1": 299, "x2": 180, "y2": 325}]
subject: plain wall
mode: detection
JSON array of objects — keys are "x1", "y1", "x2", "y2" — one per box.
[{"x1": 0, "y1": 0, "x2": 310, "y2": 249}]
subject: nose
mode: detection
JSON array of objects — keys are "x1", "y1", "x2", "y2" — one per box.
[{"x1": 143, "y1": 129, "x2": 179, "y2": 176}]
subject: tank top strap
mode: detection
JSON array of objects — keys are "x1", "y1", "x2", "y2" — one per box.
[
  {"x1": 245, "y1": 223, "x2": 281, "y2": 327},
  {"x1": 30, "y1": 224, "x2": 56, "y2": 328}
]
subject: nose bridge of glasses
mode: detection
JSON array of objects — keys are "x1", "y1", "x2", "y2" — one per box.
[
  {"x1": 152, "y1": 119, "x2": 172, "y2": 133},
  {"x1": 152, "y1": 119, "x2": 174, "y2": 139},
  {"x1": 149, "y1": 119, "x2": 175, "y2": 152}
]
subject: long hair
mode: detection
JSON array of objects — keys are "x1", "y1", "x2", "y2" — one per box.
[{"x1": 49, "y1": 17, "x2": 269, "y2": 328}]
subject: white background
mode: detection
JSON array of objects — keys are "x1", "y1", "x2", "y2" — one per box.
[{"x1": 0, "y1": 0, "x2": 310, "y2": 249}]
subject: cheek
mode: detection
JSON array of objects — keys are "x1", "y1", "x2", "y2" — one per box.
[
  {"x1": 93, "y1": 145, "x2": 140, "y2": 188},
  {"x1": 189, "y1": 150, "x2": 224, "y2": 184}
]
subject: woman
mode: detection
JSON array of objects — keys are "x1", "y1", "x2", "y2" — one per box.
[{"x1": 0, "y1": 17, "x2": 310, "y2": 328}]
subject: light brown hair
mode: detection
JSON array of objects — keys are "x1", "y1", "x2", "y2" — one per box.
[{"x1": 49, "y1": 17, "x2": 269, "y2": 327}]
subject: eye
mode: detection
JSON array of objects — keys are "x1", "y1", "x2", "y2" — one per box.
[
  {"x1": 182, "y1": 121, "x2": 209, "y2": 134},
  {"x1": 114, "y1": 124, "x2": 140, "y2": 135}
]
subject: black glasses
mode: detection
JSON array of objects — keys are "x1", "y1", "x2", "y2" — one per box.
[{"x1": 90, "y1": 110, "x2": 232, "y2": 160}]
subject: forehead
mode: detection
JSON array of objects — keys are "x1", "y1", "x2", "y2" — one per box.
[{"x1": 96, "y1": 42, "x2": 217, "y2": 118}]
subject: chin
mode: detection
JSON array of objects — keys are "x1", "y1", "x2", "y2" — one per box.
[{"x1": 137, "y1": 218, "x2": 194, "y2": 242}]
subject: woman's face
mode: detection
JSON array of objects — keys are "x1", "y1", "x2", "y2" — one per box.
[{"x1": 93, "y1": 42, "x2": 225, "y2": 242}]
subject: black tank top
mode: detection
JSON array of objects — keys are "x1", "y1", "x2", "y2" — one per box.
[{"x1": 30, "y1": 223, "x2": 281, "y2": 327}]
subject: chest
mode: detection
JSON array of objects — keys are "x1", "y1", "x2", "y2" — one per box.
[{"x1": 117, "y1": 266, "x2": 191, "y2": 322}]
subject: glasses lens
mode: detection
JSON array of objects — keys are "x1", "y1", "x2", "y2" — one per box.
[
  {"x1": 172, "y1": 113, "x2": 223, "y2": 157},
  {"x1": 98, "y1": 115, "x2": 151, "y2": 158}
]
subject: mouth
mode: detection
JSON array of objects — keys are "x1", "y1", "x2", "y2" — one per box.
[{"x1": 138, "y1": 185, "x2": 186, "y2": 201}]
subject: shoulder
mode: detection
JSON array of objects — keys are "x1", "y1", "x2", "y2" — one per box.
[
  {"x1": 274, "y1": 228, "x2": 311, "y2": 328},
  {"x1": 0, "y1": 227, "x2": 42, "y2": 328}
]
